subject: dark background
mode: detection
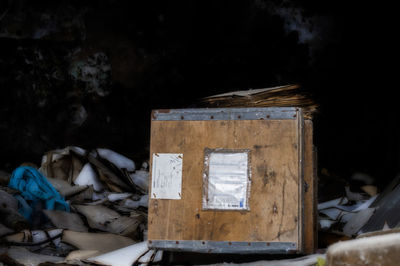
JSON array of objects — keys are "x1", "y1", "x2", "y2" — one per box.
[{"x1": 0, "y1": 0, "x2": 398, "y2": 188}]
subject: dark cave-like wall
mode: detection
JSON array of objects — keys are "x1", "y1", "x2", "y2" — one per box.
[{"x1": 0, "y1": 0, "x2": 398, "y2": 186}]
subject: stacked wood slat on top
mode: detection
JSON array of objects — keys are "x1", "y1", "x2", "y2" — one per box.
[{"x1": 200, "y1": 84, "x2": 317, "y2": 119}]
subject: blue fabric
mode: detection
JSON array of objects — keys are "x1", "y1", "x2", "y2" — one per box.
[{"x1": 8, "y1": 166, "x2": 70, "y2": 221}]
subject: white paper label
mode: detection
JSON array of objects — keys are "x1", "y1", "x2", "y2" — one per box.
[
  {"x1": 206, "y1": 152, "x2": 249, "y2": 210},
  {"x1": 151, "y1": 153, "x2": 183, "y2": 199}
]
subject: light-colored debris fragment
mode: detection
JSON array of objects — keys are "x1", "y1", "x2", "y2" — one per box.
[
  {"x1": 107, "y1": 192, "x2": 132, "y2": 202},
  {"x1": 342, "y1": 208, "x2": 375, "y2": 236},
  {"x1": 318, "y1": 197, "x2": 348, "y2": 210},
  {"x1": 153, "y1": 250, "x2": 163, "y2": 262},
  {"x1": 5, "y1": 229, "x2": 63, "y2": 246},
  {"x1": 129, "y1": 170, "x2": 149, "y2": 192},
  {"x1": 319, "y1": 219, "x2": 336, "y2": 230},
  {"x1": 351, "y1": 195, "x2": 378, "y2": 212},
  {"x1": 107, "y1": 216, "x2": 142, "y2": 237},
  {"x1": 40, "y1": 146, "x2": 85, "y2": 183},
  {"x1": 43, "y1": 209, "x2": 88, "y2": 232},
  {"x1": 138, "y1": 249, "x2": 155, "y2": 263},
  {"x1": 143, "y1": 230, "x2": 148, "y2": 240},
  {"x1": 319, "y1": 208, "x2": 343, "y2": 220},
  {"x1": 74, "y1": 204, "x2": 119, "y2": 231},
  {"x1": 65, "y1": 250, "x2": 101, "y2": 261},
  {"x1": 32, "y1": 229, "x2": 63, "y2": 247},
  {"x1": 87, "y1": 154, "x2": 131, "y2": 192},
  {"x1": 86, "y1": 241, "x2": 148, "y2": 266},
  {"x1": 383, "y1": 221, "x2": 391, "y2": 230},
  {"x1": 68, "y1": 185, "x2": 94, "y2": 204},
  {"x1": 2, "y1": 246, "x2": 64, "y2": 266},
  {"x1": 46, "y1": 177, "x2": 88, "y2": 197},
  {"x1": 92, "y1": 191, "x2": 107, "y2": 201},
  {"x1": 96, "y1": 148, "x2": 135, "y2": 172},
  {"x1": 74, "y1": 163, "x2": 104, "y2": 191},
  {"x1": 326, "y1": 233, "x2": 400, "y2": 266},
  {"x1": 122, "y1": 194, "x2": 148, "y2": 209},
  {"x1": 5, "y1": 231, "x2": 27, "y2": 243},
  {"x1": 74, "y1": 204, "x2": 141, "y2": 236},
  {"x1": 62, "y1": 230, "x2": 135, "y2": 253}
]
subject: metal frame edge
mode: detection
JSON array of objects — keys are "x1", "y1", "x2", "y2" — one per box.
[{"x1": 148, "y1": 240, "x2": 298, "y2": 254}]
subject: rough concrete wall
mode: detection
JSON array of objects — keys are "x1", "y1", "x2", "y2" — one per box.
[{"x1": 0, "y1": 0, "x2": 318, "y2": 170}]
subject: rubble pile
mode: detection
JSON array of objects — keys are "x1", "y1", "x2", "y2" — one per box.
[
  {"x1": 318, "y1": 170, "x2": 400, "y2": 243},
  {"x1": 317, "y1": 172, "x2": 380, "y2": 239},
  {"x1": 0, "y1": 146, "x2": 162, "y2": 266}
]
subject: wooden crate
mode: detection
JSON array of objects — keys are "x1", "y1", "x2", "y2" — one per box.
[{"x1": 148, "y1": 107, "x2": 316, "y2": 254}]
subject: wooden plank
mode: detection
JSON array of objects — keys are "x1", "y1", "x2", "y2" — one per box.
[
  {"x1": 303, "y1": 120, "x2": 316, "y2": 253},
  {"x1": 148, "y1": 119, "x2": 301, "y2": 244}
]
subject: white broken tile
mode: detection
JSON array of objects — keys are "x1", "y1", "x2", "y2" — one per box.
[
  {"x1": 319, "y1": 219, "x2": 336, "y2": 230},
  {"x1": 74, "y1": 163, "x2": 104, "y2": 191},
  {"x1": 96, "y1": 148, "x2": 135, "y2": 171},
  {"x1": 123, "y1": 194, "x2": 149, "y2": 209},
  {"x1": 87, "y1": 241, "x2": 148, "y2": 266},
  {"x1": 107, "y1": 192, "x2": 133, "y2": 202},
  {"x1": 129, "y1": 170, "x2": 149, "y2": 192}
]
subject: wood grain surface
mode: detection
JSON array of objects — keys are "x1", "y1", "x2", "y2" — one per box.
[{"x1": 148, "y1": 118, "x2": 308, "y2": 248}]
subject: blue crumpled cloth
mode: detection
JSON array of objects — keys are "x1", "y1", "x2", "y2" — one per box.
[{"x1": 8, "y1": 166, "x2": 70, "y2": 221}]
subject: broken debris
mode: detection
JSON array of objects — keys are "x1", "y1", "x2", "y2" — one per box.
[
  {"x1": 86, "y1": 241, "x2": 148, "y2": 266},
  {"x1": 61, "y1": 230, "x2": 135, "y2": 253},
  {"x1": 0, "y1": 246, "x2": 64, "y2": 266},
  {"x1": 1, "y1": 146, "x2": 150, "y2": 265},
  {"x1": 43, "y1": 210, "x2": 88, "y2": 232}
]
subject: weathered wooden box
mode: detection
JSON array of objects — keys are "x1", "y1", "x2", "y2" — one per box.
[{"x1": 147, "y1": 107, "x2": 316, "y2": 254}]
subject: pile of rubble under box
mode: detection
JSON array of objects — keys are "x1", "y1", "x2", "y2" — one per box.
[
  {"x1": 4, "y1": 145, "x2": 400, "y2": 266},
  {"x1": 317, "y1": 170, "x2": 400, "y2": 239},
  {"x1": 0, "y1": 146, "x2": 163, "y2": 266},
  {"x1": 315, "y1": 170, "x2": 400, "y2": 265}
]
